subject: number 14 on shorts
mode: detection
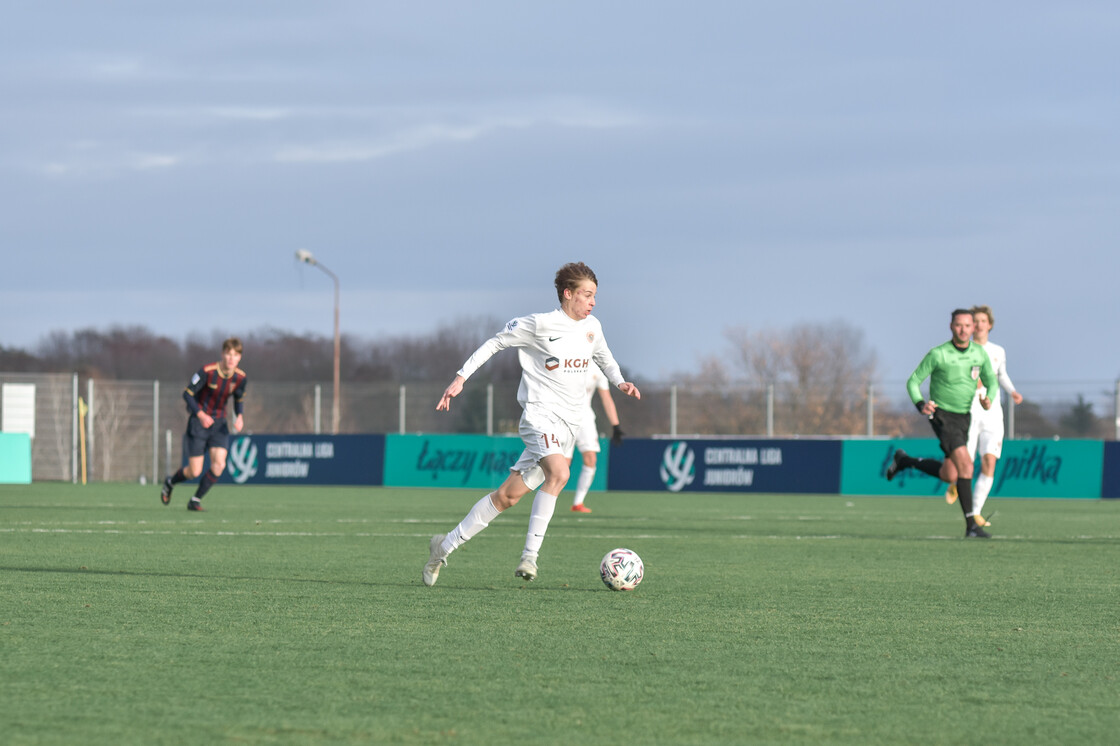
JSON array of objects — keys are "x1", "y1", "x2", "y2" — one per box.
[{"x1": 539, "y1": 432, "x2": 562, "y2": 448}]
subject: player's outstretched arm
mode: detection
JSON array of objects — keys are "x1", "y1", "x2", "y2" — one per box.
[{"x1": 437, "y1": 375, "x2": 466, "y2": 412}]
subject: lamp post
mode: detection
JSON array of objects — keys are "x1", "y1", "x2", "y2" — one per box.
[{"x1": 296, "y1": 249, "x2": 341, "y2": 434}]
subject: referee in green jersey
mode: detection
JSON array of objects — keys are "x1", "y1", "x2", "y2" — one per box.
[{"x1": 886, "y1": 309, "x2": 997, "y2": 537}]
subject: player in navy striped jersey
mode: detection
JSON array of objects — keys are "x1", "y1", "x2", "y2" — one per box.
[
  {"x1": 159, "y1": 337, "x2": 248, "y2": 511},
  {"x1": 423, "y1": 262, "x2": 641, "y2": 586}
]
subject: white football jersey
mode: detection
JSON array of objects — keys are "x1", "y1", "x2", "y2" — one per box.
[
  {"x1": 457, "y1": 309, "x2": 624, "y2": 427},
  {"x1": 571, "y1": 362, "x2": 611, "y2": 445},
  {"x1": 584, "y1": 362, "x2": 610, "y2": 406},
  {"x1": 971, "y1": 340, "x2": 1017, "y2": 416}
]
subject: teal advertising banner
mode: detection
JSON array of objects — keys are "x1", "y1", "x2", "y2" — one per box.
[
  {"x1": 0, "y1": 432, "x2": 32, "y2": 483},
  {"x1": 384, "y1": 433, "x2": 609, "y2": 491},
  {"x1": 842, "y1": 439, "x2": 1104, "y2": 499},
  {"x1": 989, "y1": 440, "x2": 1103, "y2": 498}
]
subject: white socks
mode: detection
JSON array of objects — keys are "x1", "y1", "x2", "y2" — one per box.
[
  {"x1": 522, "y1": 491, "x2": 558, "y2": 560},
  {"x1": 444, "y1": 493, "x2": 501, "y2": 555},
  {"x1": 572, "y1": 465, "x2": 596, "y2": 506},
  {"x1": 972, "y1": 472, "x2": 994, "y2": 516},
  {"x1": 441, "y1": 489, "x2": 562, "y2": 563}
]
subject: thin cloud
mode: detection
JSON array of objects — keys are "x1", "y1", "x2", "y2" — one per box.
[
  {"x1": 273, "y1": 105, "x2": 641, "y2": 164},
  {"x1": 273, "y1": 121, "x2": 518, "y2": 164},
  {"x1": 207, "y1": 107, "x2": 294, "y2": 121},
  {"x1": 55, "y1": 54, "x2": 155, "y2": 82},
  {"x1": 36, "y1": 147, "x2": 185, "y2": 177},
  {"x1": 133, "y1": 154, "x2": 181, "y2": 170}
]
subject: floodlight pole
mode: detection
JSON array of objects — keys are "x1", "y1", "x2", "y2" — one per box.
[{"x1": 296, "y1": 249, "x2": 341, "y2": 434}]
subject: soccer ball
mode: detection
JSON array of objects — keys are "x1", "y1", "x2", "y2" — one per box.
[{"x1": 600, "y1": 548, "x2": 644, "y2": 591}]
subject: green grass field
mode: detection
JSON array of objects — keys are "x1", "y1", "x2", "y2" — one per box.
[{"x1": 2, "y1": 483, "x2": 1118, "y2": 745}]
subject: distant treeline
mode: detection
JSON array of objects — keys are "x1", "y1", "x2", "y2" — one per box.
[
  {"x1": 2, "y1": 320, "x2": 1111, "y2": 439},
  {"x1": 0, "y1": 319, "x2": 523, "y2": 384}
]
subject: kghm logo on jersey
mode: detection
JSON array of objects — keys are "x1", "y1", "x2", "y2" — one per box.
[
  {"x1": 659, "y1": 441, "x2": 695, "y2": 492},
  {"x1": 545, "y1": 356, "x2": 560, "y2": 371},
  {"x1": 228, "y1": 436, "x2": 259, "y2": 484}
]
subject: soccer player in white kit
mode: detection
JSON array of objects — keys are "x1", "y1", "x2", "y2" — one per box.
[
  {"x1": 946, "y1": 304, "x2": 1023, "y2": 525},
  {"x1": 566, "y1": 361, "x2": 624, "y2": 513},
  {"x1": 424, "y1": 262, "x2": 641, "y2": 586}
]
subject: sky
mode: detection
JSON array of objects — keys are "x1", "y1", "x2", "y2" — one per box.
[{"x1": 2, "y1": 1, "x2": 1118, "y2": 388}]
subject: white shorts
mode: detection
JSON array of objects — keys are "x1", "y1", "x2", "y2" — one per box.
[
  {"x1": 563, "y1": 410, "x2": 600, "y2": 459},
  {"x1": 967, "y1": 411, "x2": 1005, "y2": 460},
  {"x1": 510, "y1": 403, "x2": 575, "y2": 491}
]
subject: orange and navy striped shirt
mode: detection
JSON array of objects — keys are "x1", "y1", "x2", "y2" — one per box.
[{"x1": 184, "y1": 362, "x2": 248, "y2": 419}]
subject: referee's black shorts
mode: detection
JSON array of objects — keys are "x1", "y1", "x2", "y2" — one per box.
[{"x1": 929, "y1": 409, "x2": 970, "y2": 456}]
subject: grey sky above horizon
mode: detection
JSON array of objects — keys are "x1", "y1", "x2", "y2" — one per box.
[{"x1": 2, "y1": 2, "x2": 1117, "y2": 391}]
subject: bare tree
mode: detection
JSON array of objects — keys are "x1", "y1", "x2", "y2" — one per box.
[
  {"x1": 37, "y1": 326, "x2": 184, "y2": 380},
  {"x1": 680, "y1": 320, "x2": 883, "y2": 436},
  {"x1": 673, "y1": 358, "x2": 769, "y2": 435}
]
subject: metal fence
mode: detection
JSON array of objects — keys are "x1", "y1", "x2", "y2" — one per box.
[
  {"x1": 3, "y1": 373, "x2": 1117, "y2": 483},
  {"x1": 0, "y1": 373, "x2": 78, "y2": 482}
]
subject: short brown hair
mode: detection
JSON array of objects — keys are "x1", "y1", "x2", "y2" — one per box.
[
  {"x1": 969, "y1": 304, "x2": 994, "y2": 327},
  {"x1": 554, "y1": 262, "x2": 598, "y2": 303},
  {"x1": 950, "y1": 308, "x2": 973, "y2": 323},
  {"x1": 222, "y1": 337, "x2": 243, "y2": 354}
]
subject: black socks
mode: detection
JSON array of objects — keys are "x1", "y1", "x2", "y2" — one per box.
[
  {"x1": 956, "y1": 477, "x2": 974, "y2": 520},
  {"x1": 194, "y1": 470, "x2": 218, "y2": 499},
  {"x1": 914, "y1": 458, "x2": 942, "y2": 478}
]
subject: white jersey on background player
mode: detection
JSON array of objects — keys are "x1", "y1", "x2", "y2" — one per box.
[
  {"x1": 968, "y1": 340, "x2": 1015, "y2": 458},
  {"x1": 962, "y1": 306, "x2": 1022, "y2": 523},
  {"x1": 565, "y1": 361, "x2": 621, "y2": 513},
  {"x1": 568, "y1": 362, "x2": 610, "y2": 458}
]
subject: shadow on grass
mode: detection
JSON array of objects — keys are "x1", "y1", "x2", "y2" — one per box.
[
  {"x1": 0, "y1": 504, "x2": 165, "y2": 511},
  {"x1": 0, "y1": 564, "x2": 605, "y2": 592}
]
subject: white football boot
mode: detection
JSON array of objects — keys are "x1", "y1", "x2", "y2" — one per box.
[
  {"x1": 514, "y1": 555, "x2": 538, "y2": 582},
  {"x1": 422, "y1": 534, "x2": 448, "y2": 587}
]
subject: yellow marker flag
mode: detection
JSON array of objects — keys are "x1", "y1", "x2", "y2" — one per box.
[{"x1": 78, "y1": 397, "x2": 88, "y2": 484}]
